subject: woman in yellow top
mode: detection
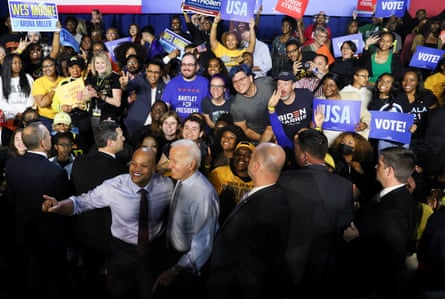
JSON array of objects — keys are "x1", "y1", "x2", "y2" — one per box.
[
  {"x1": 32, "y1": 57, "x2": 65, "y2": 130},
  {"x1": 210, "y1": 14, "x2": 256, "y2": 69}
]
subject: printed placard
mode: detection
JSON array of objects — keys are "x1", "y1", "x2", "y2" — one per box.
[
  {"x1": 183, "y1": 0, "x2": 222, "y2": 16},
  {"x1": 8, "y1": 0, "x2": 58, "y2": 32},
  {"x1": 274, "y1": 0, "x2": 309, "y2": 19},
  {"x1": 105, "y1": 37, "x2": 132, "y2": 62},
  {"x1": 313, "y1": 98, "x2": 362, "y2": 132},
  {"x1": 356, "y1": 0, "x2": 375, "y2": 12},
  {"x1": 59, "y1": 28, "x2": 80, "y2": 53},
  {"x1": 220, "y1": 0, "x2": 255, "y2": 23},
  {"x1": 369, "y1": 111, "x2": 414, "y2": 144},
  {"x1": 159, "y1": 29, "x2": 191, "y2": 59},
  {"x1": 409, "y1": 46, "x2": 445, "y2": 70},
  {"x1": 375, "y1": 0, "x2": 407, "y2": 18},
  {"x1": 54, "y1": 78, "x2": 85, "y2": 107},
  {"x1": 332, "y1": 33, "x2": 364, "y2": 58}
]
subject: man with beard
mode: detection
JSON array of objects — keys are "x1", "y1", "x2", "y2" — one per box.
[
  {"x1": 120, "y1": 59, "x2": 166, "y2": 139},
  {"x1": 208, "y1": 141, "x2": 255, "y2": 223},
  {"x1": 229, "y1": 64, "x2": 275, "y2": 142},
  {"x1": 162, "y1": 53, "x2": 209, "y2": 121},
  {"x1": 267, "y1": 71, "x2": 314, "y2": 150}
]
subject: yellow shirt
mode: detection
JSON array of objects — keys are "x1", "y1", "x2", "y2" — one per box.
[
  {"x1": 32, "y1": 75, "x2": 65, "y2": 119},
  {"x1": 424, "y1": 72, "x2": 445, "y2": 106},
  {"x1": 208, "y1": 165, "x2": 254, "y2": 204},
  {"x1": 213, "y1": 42, "x2": 245, "y2": 67}
]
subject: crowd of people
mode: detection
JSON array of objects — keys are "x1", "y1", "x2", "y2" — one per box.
[{"x1": 0, "y1": 5, "x2": 445, "y2": 299}]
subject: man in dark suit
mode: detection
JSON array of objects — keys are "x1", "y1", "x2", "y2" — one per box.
[
  {"x1": 120, "y1": 59, "x2": 166, "y2": 140},
  {"x1": 207, "y1": 142, "x2": 290, "y2": 299},
  {"x1": 70, "y1": 120, "x2": 127, "y2": 297},
  {"x1": 343, "y1": 146, "x2": 416, "y2": 299},
  {"x1": 278, "y1": 129, "x2": 354, "y2": 299},
  {"x1": 5, "y1": 122, "x2": 73, "y2": 298},
  {"x1": 0, "y1": 125, "x2": 12, "y2": 147}
]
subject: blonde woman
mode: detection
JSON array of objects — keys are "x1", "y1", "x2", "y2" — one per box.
[{"x1": 85, "y1": 52, "x2": 122, "y2": 122}]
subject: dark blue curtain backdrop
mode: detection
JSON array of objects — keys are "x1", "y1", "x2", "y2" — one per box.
[
  {"x1": 0, "y1": 0, "x2": 370, "y2": 43},
  {"x1": 0, "y1": 0, "x2": 371, "y2": 45},
  {"x1": 59, "y1": 13, "x2": 367, "y2": 44}
]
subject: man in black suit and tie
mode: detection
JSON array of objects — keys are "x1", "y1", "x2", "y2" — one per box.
[
  {"x1": 278, "y1": 129, "x2": 354, "y2": 299},
  {"x1": 207, "y1": 142, "x2": 291, "y2": 299},
  {"x1": 343, "y1": 146, "x2": 416, "y2": 299},
  {"x1": 70, "y1": 120, "x2": 128, "y2": 297},
  {"x1": 5, "y1": 122, "x2": 73, "y2": 298}
]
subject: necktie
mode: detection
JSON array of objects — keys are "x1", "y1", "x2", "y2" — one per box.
[
  {"x1": 137, "y1": 189, "x2": 149, "y2": 255},
  {"x1": 166, "y1": 181, "x2": 182, "y2": 247}
]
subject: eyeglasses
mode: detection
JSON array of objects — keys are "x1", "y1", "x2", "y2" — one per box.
[
  {"x1": 210, "y1": 84, "x2": 225, "y2": 88},
  {"x1": 42, "y1": 64, "x2": 55, "y2": 68},
  {"x1": 232, "y1": 75, "x2": 248, "y2": 85}
]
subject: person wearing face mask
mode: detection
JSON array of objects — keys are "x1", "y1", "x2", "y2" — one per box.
[{"x1": 329, "y1": 132, "x2": 378, "y2": 206}]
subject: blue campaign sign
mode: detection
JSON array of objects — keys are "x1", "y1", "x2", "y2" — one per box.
[
  {"x1": 313, "y1": 99, "x2": 362, "y2": 132},
  {"x1": 159, "y1": 29, "x2": 191, "y2": 59},
  {"x1": 183, "y1": 0, "x2": 222, "y2": 16},
  {"x1": 369, "y1": 111, "x2": 414, "y2": 144},
  {"x1": 59, "y1": 28, "x2": 79, "y2": 53},
  {"x1": 8, "y1": 0, "x2": 58, "y2": 32},
  {"x1": 409, "y1": 46, "x2": 445, "y2": 70},
  {"x1": 375, "y1": 0, "x2": 407, "y2": 18},
  {"x1": 332, "y1": 34, "x2": 364, "y2": 58},
  {"x1": 105, "y1": 37, "x2": 132, "y2": 62},
  {"x1": 220, "y1": 0, "x2": 255, "y2": 23}
]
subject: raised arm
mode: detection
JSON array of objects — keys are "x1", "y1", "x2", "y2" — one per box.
[
  {"x1": 245, "y1": 18, "x2": 256, "y2": 54},
  {"x1": 210, "y1": 14, "x2": 221, "y2": 52}
]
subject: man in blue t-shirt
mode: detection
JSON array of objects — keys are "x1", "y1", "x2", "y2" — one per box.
[
  {"x1": 268, "y1": 71, "x2": 314, "y2": 149},
  {"x1": 162, "y1": 53, "x2": 209, "y2": 121}
]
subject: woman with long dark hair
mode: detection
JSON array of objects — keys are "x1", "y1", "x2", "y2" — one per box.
[
  {"x1": 359, "y1": 31, "x2": 403, "y2": 86},
  {"x1": 396, "y1": 68, "x2": 438, "y2": 150},
  {"x1": 0, "y1": 53, "x2": 34, "y2": 122}
]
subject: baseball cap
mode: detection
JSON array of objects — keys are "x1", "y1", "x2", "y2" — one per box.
[
  {"x1": 67, "y1": 56, "x2": 85, "y2": 69},
  {"x1": 275, "y1": 71, "x2": 296, "y2": 82},
  {"x1": 53, "y1": 112, "x2": 72, "y2": 126},
  {"x1": 234, "y1": 141, "x2": 255, "y2": 153}
]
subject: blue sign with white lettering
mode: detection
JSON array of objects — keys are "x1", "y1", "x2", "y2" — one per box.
[
  {"x1": 183, "y1": 0, "x2": 222, "y2": 16},
  {"x1": 220, "y1": 0, "x2": 255, "y2": 23},
  {"x1": 313, "y1": 99, "x2": 361, "y2": 132},
  {"x1": 409, "y1": 46, "x2": 445, "y2": 70},
  {"x1": 375, "y1": 0, "x2": 407, "y2": 18},
  {"x1": 105, "y1": 37, "x2": 131, "y2": 62},
  {"x1": 8, "y1": 0, "x2": 58, "y2": 32},
  {"x1": 332, "y1": 33, "x2": 364, "y2": 58},
  {"x1": 369, "y1": 111, "x2": 414, "y2": 144}
]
